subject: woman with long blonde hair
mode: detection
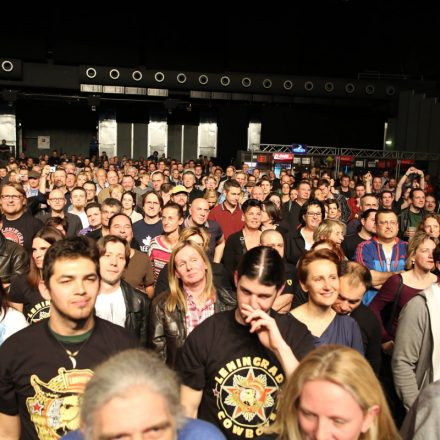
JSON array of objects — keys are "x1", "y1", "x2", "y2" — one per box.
[
  {"x1": 149, "y1": 227, "x2": 235, "y2": 367},
  {"x1": 270, "y1": 345, "x2": 400, "y2": 440}
]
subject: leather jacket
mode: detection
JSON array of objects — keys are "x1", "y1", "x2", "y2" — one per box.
[
  {"x1": 149, "y1": 287, "x2": 236, "y2": 367},
  {"x1": 0, "y1": 233, "x2": 29, "y2": 285},
  {"x1": 398, "y1": 207, "x2": 425, "y2": 239},
  {"x1": 120, "y1": 279, "x2": 151, "y2": 347}
]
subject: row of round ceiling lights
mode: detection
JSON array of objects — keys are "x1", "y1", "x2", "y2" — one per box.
[{"x1": 85, "y1": 68, "x2": 396, "y2": 96}]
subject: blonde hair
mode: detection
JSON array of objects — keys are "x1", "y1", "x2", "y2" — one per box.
[
  {"x1": 165, "y1": 240, "x2": 215, "y2": 313},
  {"x1": 313, "y1": 219, "x2": 346, "y2": 243},
  {"x1": 406, "y1": 230, "x2": 437, "y2": 269},
  {"x1": 269, "y1": 345, "x2": 399, "y2": 440},
  {"x1": 179, "y1": 226, "x2": 211, "y2": 252}
]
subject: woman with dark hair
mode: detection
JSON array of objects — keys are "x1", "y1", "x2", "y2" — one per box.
[
  {"x1": 9, "y1": 226, "x2": 64, "y2": 323},
  {"x1": 268, "y1": 192, "x2": 282, "y2": 210},
  {"x1": 291, "y1": 248, "x2": 364, "y2": 352},
  {"x1": 0, "y1": 281, "x2": 28, "y2": 345},
  {"x1": 286, "y1": 199, "x2": 325, "y2": 265},
  {"x1": 222, "y1": 199, "x2": 262, "y2": 283},
  {"x1": 260, "y1": 200, "x2": 283, "y2": 231},
  {"x1": 121, "y1": 191, "x2": 143, "y2": 223},
  {"x1": 280, "y1": 183, "x2": 291, "y2": 204}
]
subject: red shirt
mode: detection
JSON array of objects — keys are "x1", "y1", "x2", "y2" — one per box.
[
  {"x1": 208, "y1": 203, "x2": 244, "y2": 240},
  {"x1": 348, "y1": 197, "x2": 360, "y2": 221}
]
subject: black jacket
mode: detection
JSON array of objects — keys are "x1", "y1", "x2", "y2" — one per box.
[
  {"x1": 0, "y1": 233, "x2": 29, "y2": 285},
  {"x1": 286, "y1": 228, "x2": 306, "y2": 265},
  {"x1": 120, "y1": 279, "x2": 151, "y2": 347},
  {"x1": 149, "y1": 287, "x2": 236, "y2": 367},
  {"x1": 398, "y1": 207, "x2": 425, "y2": 239}
]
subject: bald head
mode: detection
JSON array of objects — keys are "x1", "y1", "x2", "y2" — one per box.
[
  {"x1": 260, "y1": 229, "x2": 284, "y2": 257},
  {"x1": 189, "y1": 198, "x2": 210, "y2": 226}
]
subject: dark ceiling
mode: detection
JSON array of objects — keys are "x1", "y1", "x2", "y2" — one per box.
[{"x1": 1, "y1": 2, "x2": 439, "y2": 80}]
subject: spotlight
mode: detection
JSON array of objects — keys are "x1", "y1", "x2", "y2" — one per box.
[
  {"x1": 304, "y1": 81, "x2": 314, "y2": 91},
  {"x1": 109, "y1": 69, "x2": 120, "y2": 80},
  {"x1": 177, "y1": 73, "x2": 187, "y2": 84},
  {"x1": 283, "y1": 80, "x2": 293, "y2": 90},
  {"x1": 154, "y1": 72, "x2": 165, "y2": 83},
  {"x1": 345, "y1": 83, "x2": 355, "y2": 94},
  {"x1": 386, "y1": 85, "x2": 396, "y2": 96},
  {"x1": 241, "y1": 77, "x2": 252, "y2": 88},
  {"x1": 198, "y1": 74, "x2": 209, "y2": 85},
  {"x1": 1, "y1": 60, "x2": 14, "y2": 72},
  {"x1": 86, "y1": 67, "x2": 97, "y2": 79},
  {"x1": 365, "y1": 84, "x2": 375, "y2": 95},
  {"x1": 324, "y1": 82, "x2": 335, "y2": 92},
  {"x1": 132, "y1": 70, "x2": 143, "y2": 81},
  {"x1": 220, "y1": 76, "x2": 230, "y2": 86},
  {"x1": 262, "y1": 79, "x2": 272, "y2": 89}
]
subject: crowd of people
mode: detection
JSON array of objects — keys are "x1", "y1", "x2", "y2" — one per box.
[{"x1": 0, "y1": 148, "x2": 440, "y2": 439}]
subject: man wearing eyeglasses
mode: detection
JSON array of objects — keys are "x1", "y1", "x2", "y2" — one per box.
[
  {"x1": 36, "y1": 189, "x2": 83, "y2": 237},
  {"x1": 0, "y1": 182, "x2": 43, "y2": 254},
  {"x1": 355, "y1": 208, "x2": 407, "y2": 305}
]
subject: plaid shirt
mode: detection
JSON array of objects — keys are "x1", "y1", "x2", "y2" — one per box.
[{"x1": 185, "y1": 291, "x2": 215, "y2": 336}]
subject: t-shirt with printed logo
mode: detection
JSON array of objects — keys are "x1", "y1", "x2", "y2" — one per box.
[{"x1": 177, "y1": 309, "x2": 314, "y2": 440}]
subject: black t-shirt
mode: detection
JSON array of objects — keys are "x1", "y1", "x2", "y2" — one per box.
[
  {"x1": 9, "y1": 275, "x2": 50, "y2": 323},
  {"x1": 132, "y1": 219, "x2": 163, "y2": 253},
  {"x1": 178, "y1": 309, "x2": 314, "y2": 440},
  {"x1": 342, "y1": 233, "x2": 366, "y2": 261},
  {"x1": 1, "y1": 212, "x2": 43, "y2": 254},
  {"x1": 0, "y1": 317, "x2": 138, "y2": 440}
]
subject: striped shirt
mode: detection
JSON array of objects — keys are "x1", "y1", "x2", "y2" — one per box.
[{"x1": 148, "y1": 235, "x2": 172, "y2": 281}]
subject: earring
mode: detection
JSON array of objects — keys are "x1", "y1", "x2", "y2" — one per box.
[{"x1": 411, "y1": 260, "x2": 415, "y2": 268}]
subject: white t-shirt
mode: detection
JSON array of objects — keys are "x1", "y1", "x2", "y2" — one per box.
[
  {"x1": 95, "y1": 286, "x2": 126, "y2": 328},
  {"x1": 383, "y1": 248, "x2": 393, "y2": 271},
  {"x1": 0, "y1": 307, "x2": 28, "y2": 346}
]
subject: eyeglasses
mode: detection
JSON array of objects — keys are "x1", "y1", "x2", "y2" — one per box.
[
  {"x1": 306, "y1": 212, "x2": 322, "y2": 217},
  {"x1": 378, "y1": 220, "x2": 398, "y2": 226},
  {"x1": 1, "y1": 194, "x2": 22, "y2": 200}
]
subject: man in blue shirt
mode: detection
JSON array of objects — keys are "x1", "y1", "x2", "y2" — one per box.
[{"x1": 355, "y1": 209, "x2": 407, "y2": 305}]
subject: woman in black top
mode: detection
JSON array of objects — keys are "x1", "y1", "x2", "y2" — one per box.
[{"x1": 9, "y1": 226, "x2": 64, "y2": 323}]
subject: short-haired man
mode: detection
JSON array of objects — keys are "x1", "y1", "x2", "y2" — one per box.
[
  {"x1": 87, "y1": 198, "x2": 122, "y2": 241},
  {"x1": 260, "y1": 229, "x2": 294, "y2": 313},
  {"x1": 347, "y1": 182, "x2": 366, "y2": 221},
  {"x1": 337, "y1": 174, "x2": 354, "y2": 199},
  {"x1": 132, "y1": 191, "x2": 164, "y2": 254},
  {"x1": 182, "y1": 171, "x2": 203, "y2": 203},
  {"x1": 97, "y1": 170, "x2": 119, "y2": 204},
  {"x1": 121, "y1": 175, "x2": 135, "y2": 192},
  {"x1": 96, "y1": 235, "x2": 150, "y2": 345},
  {"x1": 83, "y1": 181, "x2": 97, "y2": 204},
  {"x1": 186, "y1": 198, "x2": 225, "y2": 263},
  {"x1": 398, "y1": 188, "x2": 426, "y2": 239},
  {"x1": 68, "y1": 187, "x2": 89, "y2": 229},
  {"x1": 281, "y1": 180, "x2": 311, "y2": 233},
  {"x1": 0, "y1": 237, "x2": 137, "y2": 439},
  {"x1": 208, "y1": 179, "x2": 244, "y2": 240},
  {"x1": 346, "y1": 193, "x2": 379, "y2": 235},
  {"x1": 250, "y1": 184, "x2": 264, "y2": 201},
  {"x1": 37, "y1": 188, "x2": 83, "y2": 237},
  {"x1": 342, "y1": 208, "x2": 377, "y2": 261},
  {"x1": 79, "y1": 349, "x2": 224, "y2": 440},
  {"x1": 1, "y1": 182, "x2": 43, "y2": 254},
  {"x1": 108, "y1": 214, "x2": 154, "y2": 296},
  {"x1": 178, "y1": 246, "x2": 314, "y2": 439},
  {"x1": 425, "y1": 193, "x2": 437, "y2": 213},
  {"x1": 355, "y1": 209, "x2": 407, "y2": 305},
  {"x1": 332, "y1": 261, "x2": 381, "y2": 374},
  {"x1": 317, "y1": 178, "x2": 352, "y2": 224},
  {"x1": 79, "y1": 203, "x2": 102, "y2": 236}
]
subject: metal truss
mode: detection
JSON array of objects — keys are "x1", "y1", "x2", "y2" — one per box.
[{"x1": 258, "y1": 144, "x2": 440, "y2": 160}]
